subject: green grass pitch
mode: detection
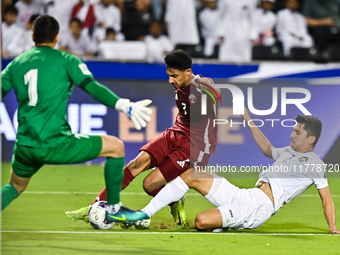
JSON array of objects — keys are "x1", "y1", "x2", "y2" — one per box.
[{"x1": 1, "y1": 163, "x2": 340, "y2": 255}]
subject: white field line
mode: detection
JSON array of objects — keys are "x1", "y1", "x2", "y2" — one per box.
[
  {"x1": 22, "y1": 191, "x2": 340, "y2": 198},
  {"x1": 1, "y1": 230, "x2": 339, "y2": 236}
]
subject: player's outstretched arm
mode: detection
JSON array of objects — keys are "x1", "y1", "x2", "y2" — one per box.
[
  {"x1": 2, "y1": 62, "x2": 14, "y2": 99},
  {"x1": 83, "y1": 80, "x2": 152, "y2": 130},
  {"x1": 241, "y1": 107, "x2": 275, "y2": 159},
  {"x1": 318, "y1": 186, "x2": 340, "y2": 234}
]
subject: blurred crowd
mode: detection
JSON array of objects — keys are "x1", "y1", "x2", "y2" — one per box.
[{"x1": 2, "y1": 0, "x2": 340, "y2": 62}]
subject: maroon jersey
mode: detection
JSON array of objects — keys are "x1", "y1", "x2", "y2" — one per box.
[{"x1": 168, "y1": 76, "x2": 218, "y2": 166}]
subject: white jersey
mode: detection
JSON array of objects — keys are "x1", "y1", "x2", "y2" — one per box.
[
  {"x1": 59, "y1": 32, "x2": 92, "y2": 56},
  {"x1": 144, "y1": 34, "x2": 174, "y2": 62},
  {"x1": 276, "y1": 9, "x2": 310, "y2": 40},
  {"x1": 217, "y1": 0, "x2": 257, "y2": 62},
  {"x1": 254, "y1": 9, "x2": 276, "y2": 35},
  {"x1": 256, "y1": 146, "x2": 328, "y2": 214},
  {"x1": 15, "y1": 0, "x2": 43, "y2": 29},
  {"x1": 199, "y1": 7, "x2": 219, "y2": 39},
  {"x1": 94, "y1": 3, "x2": 121, "y2": 32},
  {"x1": 165, "y1": 0, "x2": 200, "y2": 45},
  {"x1": 253, "y1": 8, "x2": 276, "y2": 46},
  {"x1": 20, "y1": 29, "x2": 35, "y2": 53},
  {"x1": 276, "y1": 8, "x2": 313, "y2": 56},
  {"x1": 44, "y1": 0, "x2": 78, "y2": 37},
  {"x1": 2, "y1": 22, "x2": 24, "y2": 56}
]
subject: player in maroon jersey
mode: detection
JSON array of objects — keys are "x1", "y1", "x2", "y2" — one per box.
[{"x1": 65, "y1": 49, "x2": 221, "y2": 228}]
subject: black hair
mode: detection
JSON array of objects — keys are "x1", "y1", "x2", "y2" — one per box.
[
  {"x1": 29, "y1": 14, "x2": 39, "y2": 24},
  {"x1": 33, "y1": 15, "x2": 59, "y2": 44},
  {"x1": 106, "y1": 27, "x2": 116, "y2": 36},
  {"x1": 69, "y1": 17, "x2": 82, "y2": 27},
  {"x1": 295, "y1": 115, "x2": 322, "y2": 147},
  {"x1": 164, "y1": 49, "x2": 192, "y2": 71},
  {"x1": 5, "y1": 5, "x2": 18, "y2": 15}
]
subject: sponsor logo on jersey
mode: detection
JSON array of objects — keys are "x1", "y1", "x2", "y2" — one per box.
[
  {"x1": 229, "y1": 209, "x2": 234, "y2": 218},
  {"x1": 177, "y1": 159, "x2": 190, "y2": 168},
  {"x1": 299, "y1": 157, "x2": 308, "y2": 163},
  {"x1": 189, "y1": 94, "x2": 196, "y2": 104},
  {"x1": 78, "y1": 64, "x2": 92, "y2": 75}
]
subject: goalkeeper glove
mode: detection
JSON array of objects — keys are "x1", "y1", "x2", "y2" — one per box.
[{"x1": 115, "y1": 99, "x2": 153, "y2": 130}]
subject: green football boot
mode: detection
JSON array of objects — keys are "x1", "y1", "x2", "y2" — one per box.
[
  {"x1": 120, "y1": 215, "x2": 151, "y2": 230},
  {"x1": 134, "y1": 215, "x2": 151, "y2": 230},
  {"x1": 65, "y1": 205, "x2": 90, "y2": 223},
  {"x1": 170, "y1": 196, "x2": 187, "y2": 229},
  {"x1": 106, "y1": 206, "x2": 148, "y2": 223}
]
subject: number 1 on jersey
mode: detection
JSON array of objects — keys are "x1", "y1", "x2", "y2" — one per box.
[{"x1": 24, "y1": 69, "x2": 38, "y2": 106}]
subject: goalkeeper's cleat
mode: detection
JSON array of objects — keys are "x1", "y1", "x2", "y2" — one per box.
[
  {"x1": 134, "y1": 216, "x2": 151, "y2": 230},
  {"x1": 65, "y1": 205, "x2": 91, "y2": 223},
  {"x1": 170, "y1": 196, "x2": 187, "y2": 229},
  {"x1": 105, "y1": 206, "x2": 148, "y2": 223},
  {"x1": 120, "y1": 215, "x2": 151, "y2": 229}
]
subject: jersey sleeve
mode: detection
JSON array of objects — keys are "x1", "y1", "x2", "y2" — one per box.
[
  {"x1": 271, "y1": 146, "x2": 290, "y2": 160},
  {"x1": 313, "y1": 176, "x2": 329, "y2": 190},
  {"x1": 1, "y1": 62, "x2": 14, "y2": 98},
  {"x1": 311, "y1": 159, "x2": 329, "y2": 189},
  {"x1": 66, "y1": 54, "x2": 95, "y2": 88}
]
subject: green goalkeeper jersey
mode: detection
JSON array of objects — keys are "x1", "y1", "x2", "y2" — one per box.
[{"x1": 2, "y1": 46, "x2": 96, "y2": 148}]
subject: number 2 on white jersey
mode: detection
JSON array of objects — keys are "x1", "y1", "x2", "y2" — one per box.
[
  {"x1": 182, "y1": 102, "x2": 187, "y2": 115},
  {"x1": 24, "y1": 69, "x2": 38, "y2": 106}
]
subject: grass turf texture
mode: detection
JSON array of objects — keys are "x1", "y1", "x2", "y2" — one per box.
[{"x1": 2, "y1": 163, "x2": 340, "y2": 255}]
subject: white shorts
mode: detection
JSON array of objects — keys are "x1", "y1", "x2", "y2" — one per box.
[{"x1": 205, "y1": 176, "x2": 274, "y2": 229}]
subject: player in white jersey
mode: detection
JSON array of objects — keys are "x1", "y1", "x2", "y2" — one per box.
[{"x1": 140, "y1": 108, "x2": 340, "y2": 233}]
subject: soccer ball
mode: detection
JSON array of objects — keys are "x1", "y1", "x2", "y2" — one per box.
[{"x1": 88, "y1": 201, "x2": 115, "y2": 230}]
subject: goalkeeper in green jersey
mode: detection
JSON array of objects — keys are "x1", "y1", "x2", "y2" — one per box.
[{"x1": 1, "y1": 15, "x2": 151, "y2": 223}]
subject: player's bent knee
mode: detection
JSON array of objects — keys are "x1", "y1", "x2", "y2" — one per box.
[
  {"x1": 184, "y1": 169, "x2": 202, "y2": 188},
  {"x1": 195, "y1": 214, "x2": 207, "y2": 230},
  {"x1": 127, "y1": 152, "x2": 150, "y2": 171},
  {"x1": 9, "y1": 170, "x2": 30, "y2": 195},
  {"x1": 142, "y1": 178, "x2": 154, "y2": 194},
  {"x1": 10, "y1": 181, "x2": 27, "y2": 195},
  {"x1": 181, "y1": 169, "x2": 193, "y2": 186}
]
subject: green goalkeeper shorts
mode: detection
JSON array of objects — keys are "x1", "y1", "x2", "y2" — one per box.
[{"x1": 12, "y1": 134, "x2": 102, "y2": 178}]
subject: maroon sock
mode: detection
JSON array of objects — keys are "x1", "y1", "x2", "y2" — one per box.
[
  {"x1": 121, "y1": 166, "x2": 135, "y2": 190},
  {"x1": 91, "y1": 167, "x2": 135, "y2": 205},
  {"x1": 91, "y1": 187, "x2": 107, "y2": 205}
]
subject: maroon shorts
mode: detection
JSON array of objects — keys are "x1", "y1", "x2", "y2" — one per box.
[{"x1": 140, "y1": 129, "x2": 210, "y2": 182}]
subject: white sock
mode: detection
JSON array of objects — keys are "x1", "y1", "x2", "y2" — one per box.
[
  {"x1": 106, "y1": 202, "x2": 122, "y2": 214},
  {"x1": 142, "y1": 177, "x2": 189, "y2": 217}
]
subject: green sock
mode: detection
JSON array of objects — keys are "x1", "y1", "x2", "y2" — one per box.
[
  {"x1": 104, "y1": 157, "x2": 125, "y2": 205},
  {"x1": 1, "y1": 183, "x2": 19, "y2": 211}
]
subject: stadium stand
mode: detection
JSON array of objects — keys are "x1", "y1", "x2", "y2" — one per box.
[
  {"x1": 2, "y1": 0, "x2": 340, "y2": 63},
  {"x1": 289, "y1": 47, "x2": 319, "y2": 61},
  {"x1": 175, "y1": 44, "x2": 205, "y2": 59}
]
